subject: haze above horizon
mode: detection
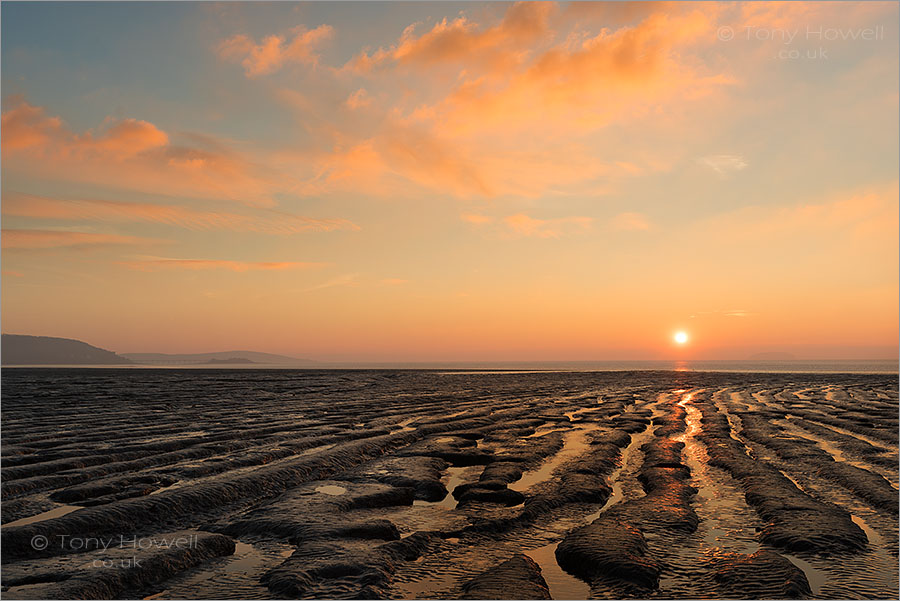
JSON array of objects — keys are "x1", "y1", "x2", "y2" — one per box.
[{"x1": 2, "y1": 2, "x2": 898, "y2": 362}]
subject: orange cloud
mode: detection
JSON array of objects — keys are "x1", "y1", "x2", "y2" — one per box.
[
  {"x1": 1, "y1": 99, "x2": 288, "y2": 207},
  {"x1": 1, "y1": 100, "x2": 167, "y2": 159},
  {"x1": 319, "y1": 3, "x2": 733, "y2": 200},
  {"x1": 119, "y1": 257, "x2": 326, "y2": 272},
  {"x1": 311, "y1": 124, "x2": 493, "y2": 198},
  {"x1": 219, "y1": 24, "x2": 334, "y2": 76},
  {"x1": 198, "y1": 2, "x2": 737, "y2": 203},
  {"x1": 2, "y1": 194, "x2": 359, "y2": 234},
  {"x1": 345, "y1": 88, "x2": 372, "y2": 110},
  {"x1": 0, "y1": 100, "x2": 64, "y2": 152},
  {"x1": 84, "y1": 119, "x2": 168, "y2": 156},
  {"x1": 346, "y1": 2, "x2": 554, "y2": 75},
  {"x1": 428, "y1": 6, "x2": 727, "y2": 137},
  {"x1": 280, "y1": 93, "x2": 651, "y2": 199},
  {"x1": 2, "y1": 229, "x2": 164, "y2": 250}
]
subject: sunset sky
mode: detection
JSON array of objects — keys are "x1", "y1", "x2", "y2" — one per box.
[{"x1": 2, "y1": 1, "x2": 898, "y2": 362}]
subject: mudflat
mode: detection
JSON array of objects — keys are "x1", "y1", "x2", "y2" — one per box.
[{"x1": 1, "y1": 369, "x2": 897, "y2": 599}]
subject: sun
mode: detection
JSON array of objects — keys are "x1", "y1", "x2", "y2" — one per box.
[{"x1": 674, "y1": 331, "x2": 689, "y2": 345}]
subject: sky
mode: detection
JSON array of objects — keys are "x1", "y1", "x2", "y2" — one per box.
[{"x1": 1, "y1": 1, "x2": 898, "y2": 362}]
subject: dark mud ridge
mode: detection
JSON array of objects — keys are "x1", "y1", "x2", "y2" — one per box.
[
  {"x1": 696, "y1": 402, "x2": 867, "y2": 553},
  {"x1": 709, "y1": 549, "x2": 812, "y2": 599},
  {"x1": 461, "y1": 554, "x2": 550, "y2": 599},
  {"x1": 1, "y1": 369, "x2": 897, "y2": 599}
]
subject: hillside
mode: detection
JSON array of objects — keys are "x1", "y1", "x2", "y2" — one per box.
[{"x1": 1, "y1": 334, "x2": 133, "y2": 365}]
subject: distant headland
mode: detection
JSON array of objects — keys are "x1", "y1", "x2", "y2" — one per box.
[{"x1": 0, "y1": 334, "x2": 313, "y2": 366}]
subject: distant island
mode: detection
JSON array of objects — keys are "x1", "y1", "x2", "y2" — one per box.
[{"x1": 1, "y1": 334, "x2": 313, "y2": 366}]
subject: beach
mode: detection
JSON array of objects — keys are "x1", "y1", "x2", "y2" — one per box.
[{"x1": 0, "y1": 369, "x2": 897, "y2": 599}]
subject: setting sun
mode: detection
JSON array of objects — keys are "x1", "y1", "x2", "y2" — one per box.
[{"x1": 675, "y1": 331, "x2": 689, "y2": 345}]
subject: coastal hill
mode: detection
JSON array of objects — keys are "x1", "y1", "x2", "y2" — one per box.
[
  {"x1": 1, "y1": 334, "x2": 133, "y2": 365},
  {"x1": 1, "y1": 334, "x2": 314, "y2": 366}
]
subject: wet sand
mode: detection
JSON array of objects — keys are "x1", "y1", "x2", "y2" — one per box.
[{"x1": 1, "y1": 369, "x2": 897, "y2": 599}]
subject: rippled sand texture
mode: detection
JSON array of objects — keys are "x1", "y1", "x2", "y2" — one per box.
[{"x1": 1, "y1": 369, "x2": 897, "y2": 599}]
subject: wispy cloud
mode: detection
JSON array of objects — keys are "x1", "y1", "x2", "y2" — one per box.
[
  {"x1": 2, "y1": 229, "x2": 165, "y2": 250},
  {"x1": 705, "y1": 182, "x2": 899, "y2": 242},
  {"x1": 3, "y1": 194, "x2": 359, "y2": 235},
  {"x1": 697, "y1": 154, "x2": 748, "y2": 177},
  {"x1": 304, "y1": 273, "x2": 360, "y2": 292},
  {"x1": 119, "y1": 256, "x2": 326, "y2": 272}
]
